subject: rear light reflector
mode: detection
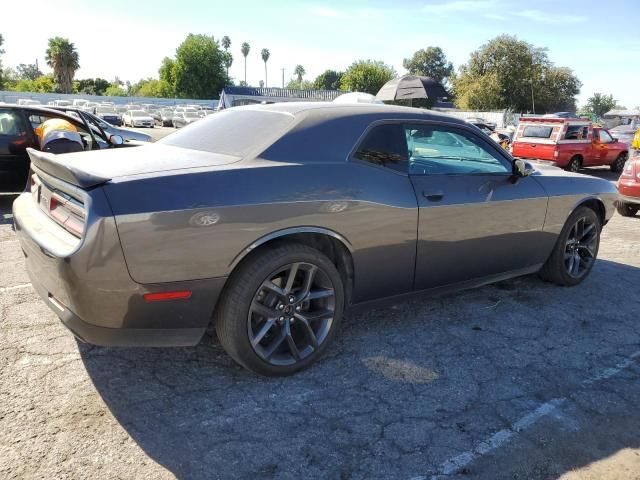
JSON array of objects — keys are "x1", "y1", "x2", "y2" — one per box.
[{"x1": 143, "y1": 291, "x2": 193, "y2": 302}]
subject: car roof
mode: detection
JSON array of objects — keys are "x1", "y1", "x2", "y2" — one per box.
[
  {"x1": 0, "y1": 104, "x2": 88, "y2": 125},
  {"x1": 233, "y1": 101, "x2": 469, "y2": 126}
]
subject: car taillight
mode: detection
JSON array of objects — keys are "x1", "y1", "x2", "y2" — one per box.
[
  {"x1": 49, "y1": 192, "x2": 85, "y2": 237},
  {"x1": 554, "y1": 149, "x2": 559, "y2": 158}
]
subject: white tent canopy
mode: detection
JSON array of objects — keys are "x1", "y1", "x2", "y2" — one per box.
[{"x1": 332, "y1": 92, "x2": 383, "y2": 104}]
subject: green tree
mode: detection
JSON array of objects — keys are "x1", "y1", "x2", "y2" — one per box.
[
  {"x1": 105, "y1": 84, "x2": 127, "y2": 96},
  {"x1": 286, "y1": 79, "x2": 313, "y2": 90},
  {"x1": 453, "y1": 35, "x2": 581, "y2": 112},
  {"x1": 294, "y1": 64, "x2": 306, "y2": 83},
  {"x1": 171, "y1": 34, "x2": 228, "y2": 99},
  {"x1": 241, "y1": 42, "x2": 250, "y2": 84},
  {"x1": 45, "y1": 37, "x2": 80, "y2": 93},
  {"x1": 2, "y1": 67, "x2": 17, "y2": 90},
  {"x1": 16, "y1": 63, "x2": 42, "y2": 81},
  {"x1": 340, "y1": 60, "x2": 396, "y2": 95},
  {"x1": 312, "y1": 70, "x2": 343, "y2": 90},
  {"x1": 585, "y1": 93, "x2": 617, "y2": 117},
  {"x1": 132, "y1": 78, "x2": 174, "y2": 97},
  {"x1": 261, "y1": 48, "x2": 270, "y2": 87},
  {"x1": 14, "y1": 74, "x2": 55, "y2": 93},
  {"x1": 402, "y1": 46, "x2": 453, "y2": 83}
]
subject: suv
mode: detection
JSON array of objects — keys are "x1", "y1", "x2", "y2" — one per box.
[{"x1": 511, "y1": 117, "x2": 629, "y2": 172}]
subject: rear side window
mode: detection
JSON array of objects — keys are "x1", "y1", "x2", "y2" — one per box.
[
  {"x1": 159, "y1": 109, "x2": 295, "y2": 157},
  {"x1": 522, "y1": 125, "x2": 553, "y2": 138},
  {"x1": 564, "y1": 125, "x2": 589, "y2": 140},
  {"x1": 353, "y1": 123, "x2": 408, "y2": 172},
  {"x1": 0, "y1": 111, "x2": 27, "y2": 136}
]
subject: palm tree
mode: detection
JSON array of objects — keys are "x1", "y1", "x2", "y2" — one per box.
[
  {"x1": 221, "y1": 35, "x2": 231, "y2": 51},
  {"x1": 241, "y1": 42, "x2": 250, "y2": 84},
  {"x1": 294, "y1": 64, "x2": 306, "y2": 83},
  {"x1": 261, "y1": 48, "x2": 270, "y2": 88},
  {"x1": 221, "y1": 36, "x2": 232, "y2": 77},
  {"x1": 45, "y1": 37, "x2": 79, "y2": 94}
]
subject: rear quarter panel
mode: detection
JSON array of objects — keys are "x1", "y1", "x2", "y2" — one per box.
[{"x1": 105, "y1": 161, "x2": 419, "y2": 303}]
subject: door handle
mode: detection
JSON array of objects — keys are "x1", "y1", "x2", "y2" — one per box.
[{"x1": 423, "y1": 190, "x2": 444, "y2": 201}]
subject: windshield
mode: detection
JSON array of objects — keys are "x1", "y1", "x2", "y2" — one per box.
[
  {"x1": 159, "y1": 109, "x2": 295, "y2": 156},
  {"x1": 185, "y1": 112, "x2": 199, "y2": 118},
  {"x1": 130, "y1": 110, "x2": 147, "y2": 117},
  {"x1": 96, "y1": 107, "x2": 116, "y2": 114}
]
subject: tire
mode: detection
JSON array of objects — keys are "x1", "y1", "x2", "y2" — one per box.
[
  {"x1": 610, "y1": 152, "x2": 628, "y2": 172},
  {"x1": 616, "y1": 202, "x2": 639, "y2": 217},
  {"x1": 214, "y1": 243, "x2": 344, "y2": 376},
  {"x1": 539, "y1": 206, "x2": 601, "y2": 286},
  {"x1": 566, "y1": 156, "x2": 582, "y2": 173}
]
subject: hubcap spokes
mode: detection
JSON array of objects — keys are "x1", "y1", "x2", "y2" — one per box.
[
  {"x1": 248, "y1": 262, "x2": 335, "y2": 366},
  {"x1": 564, "y1": 217, "x2": 598, "y2": 278}
]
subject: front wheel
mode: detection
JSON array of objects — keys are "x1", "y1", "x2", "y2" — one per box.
[
  {"x1": 611, "y1": 152, "x2": 628, "y2": 172},
  {"x1": 617, "y1": 202, "x2": 638, "y2": 217},
  {"x1": 215, "y1": 243, "x2": 344, "y2": 376},
  {"x1": 539, "y1": 206, "x2": 601, "y2": 286}
]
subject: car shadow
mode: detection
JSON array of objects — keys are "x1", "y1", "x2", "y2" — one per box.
[
  {"x1": 79, "y1": 258, "x2": 640, "y2": 479},
  {"x1": 579, "y1": 166, "x2": 619, "y2": 182}
]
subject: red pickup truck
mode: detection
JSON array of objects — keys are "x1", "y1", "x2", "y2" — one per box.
[{"x1": 511, "y1": 117, "x2": 629, "y2": 172}]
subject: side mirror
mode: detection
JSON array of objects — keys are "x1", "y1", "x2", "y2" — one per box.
[
  {"x1": 513, "y1": 158, "x2": 535, "y2": 178},
  {"x1": 613, "y1": 138, "x2": 619, "y2": 143},
  {"x1": 109, "y1": 135, "x2": 124, "y2": 146}
]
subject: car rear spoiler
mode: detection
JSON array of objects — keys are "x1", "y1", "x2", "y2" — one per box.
[{"x1": 27, "y1": 148, "x2": 111, "y2": 189}]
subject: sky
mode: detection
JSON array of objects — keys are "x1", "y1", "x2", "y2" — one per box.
[{"x1": 2, "y1": 0, "x2": 639, "y2": 108}]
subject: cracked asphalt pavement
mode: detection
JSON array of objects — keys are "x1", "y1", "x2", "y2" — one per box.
[{"x1": 1, "y1": 180, "x2": 640, "y2": 479}]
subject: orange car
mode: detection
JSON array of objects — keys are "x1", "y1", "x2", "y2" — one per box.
[{"x1": 617, "y1": 154, "x2": 640, "y2": 216}]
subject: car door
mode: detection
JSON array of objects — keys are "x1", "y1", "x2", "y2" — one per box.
[
  {"x1": 0, "y1": 108, "x2": 31, "y2": 192},
  {"x1": 405, "y1": 122, "x2": 549, "y2": 290}
]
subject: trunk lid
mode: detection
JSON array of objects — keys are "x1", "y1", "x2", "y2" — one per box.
[{"x1": 26, "y1": 144, "x2": 241, "y2": 189}]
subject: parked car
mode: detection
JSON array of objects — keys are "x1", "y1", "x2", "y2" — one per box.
[
  {"x1": 82, "y1": 102, "x2": 99, "y2": 114},
  {"x1": 17, "y1": 99, "x2": 41, "y2": 106},
  {"x1": 122, "y1": 110, "x2": 154, "y2": 128},
  {"x1": 95, "y1": 106, "x2": 122, "y2": 126},
  {"x1": 511, "y1": 117, "x2": 629, "y2": 172},
  {"x1": 172, "y1": 111, "x2": 200, "y2": 128},
  {"x1": 0, "y1": 104, "x2": 127, "y2": 193},
  {"x1": 616, "y1": 155, "x2": 640, "y2": 216},
  {"x1": 12, "y1": 103, "x2": 618, "y2": 376},
  {"x1": 465, "y1": 116, "x2": 497, "y2": 130},
  {"x1": 47, "y1": 106, "x2": 152, "y2": 143},
  {"x1": 154, "y1": 108, "x2": 175, "y2": 126}
]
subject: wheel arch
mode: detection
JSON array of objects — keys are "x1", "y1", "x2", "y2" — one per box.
[
  {"x1": 228, "y1": 227, "x2": 355, "y2": 306},
  {"x1": 573, "y1": 196, "x2": 606, "y2": 226}
]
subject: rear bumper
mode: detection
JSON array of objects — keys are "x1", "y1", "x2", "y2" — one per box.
[
  {"x1": 617, "y1": 194, "x2": 640, "y2": 206},
  {"x1": 13, "y1": 190, "x2": 227, "y2": 347},
  {"x1": 30, "y1": 279, "x2": 207, "y2": 347}
]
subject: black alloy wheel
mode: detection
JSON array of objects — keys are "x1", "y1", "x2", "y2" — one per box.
[
  {"x1": 248, "y1": 262, "x2": 335, "y2": 366},
  {"x1": 563, "y1": 216, "x2": 598, "y2": 278},
  {"x1": 215, "y1": 243, "x2": 344, "y2": 376}
]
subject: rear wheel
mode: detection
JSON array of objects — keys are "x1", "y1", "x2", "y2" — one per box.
[
  {"x1": 610, "y1": 152, "x2": 628, "y2": 172},
  {"x1": 616, "y1": 202, "x2": 639, "y2": 217},
  {"x1": 566, "y1": 156, "x2": 582, "y2": 173},
  {"x1": 539, "y1": 206, "x2": 601, "y2": 286},
  {"x1": 215, "y1": 243, "x2": 344, "y2": 376}
]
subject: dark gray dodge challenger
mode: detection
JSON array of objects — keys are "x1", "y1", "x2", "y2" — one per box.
[{"x1": 13, "y1": 103, "x2": 618, "y2": 376}]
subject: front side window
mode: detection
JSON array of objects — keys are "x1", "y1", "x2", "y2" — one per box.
[
  {"x1": 353, "y1": 123, "x2": 408, "y2": 172},
  {"x1": 405, "y1": 124, "x2": 510, "y2": 175},
  {"x1": 598, "y1": 129, "x2": 613, "y2": 143}
]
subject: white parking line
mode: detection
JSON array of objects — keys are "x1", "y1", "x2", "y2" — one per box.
[
  {"x1": 0, "y1": 283, "x2": 33, "y2": 294},
  {"x1": 424, "y1": 349, "x2": 640, "y2": 479}
]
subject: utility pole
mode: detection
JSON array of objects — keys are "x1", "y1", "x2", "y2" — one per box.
[{"x1": 281, "y1": 68, "x2": 285, "y2": 89}]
